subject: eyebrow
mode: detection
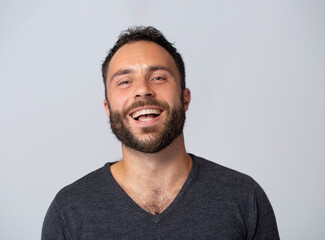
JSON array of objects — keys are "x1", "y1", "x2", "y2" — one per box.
[
  {"x1": 110, "y1": 65, "x2": 175, "y2": 82},
  {"x1": 110, "y1": 69, "x2": 135, "y2": 82},
  {"x1": 147, "y1": 65, "x2": 175, "y2": 77}
]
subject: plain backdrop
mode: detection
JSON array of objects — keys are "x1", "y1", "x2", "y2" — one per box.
[{"x1": 1, "y1": 0, "x2": 324, "y2": 239}]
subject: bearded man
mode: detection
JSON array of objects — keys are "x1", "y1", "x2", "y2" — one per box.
[{"x1": 42, "y1": 26, "x2": 279, "y2": 239}]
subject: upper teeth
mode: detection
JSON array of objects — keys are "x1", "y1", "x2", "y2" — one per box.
[{"x1": 132, "y1": 109, "x2": 161, "y2": 119}]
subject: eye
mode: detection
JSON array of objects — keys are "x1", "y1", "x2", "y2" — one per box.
[
  {"x1": 152, "y1": 76, "x2": 166, "y2": 81},
  {"x1": 117, "y1": 80, "x2": 131, "y2": 86}
]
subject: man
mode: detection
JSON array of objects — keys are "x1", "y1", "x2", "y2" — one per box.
[{"x1": 42, "y1": 26, "x2": 279, "y2": 239}]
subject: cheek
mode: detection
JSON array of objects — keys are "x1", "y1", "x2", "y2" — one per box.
[
  {"x1": 155, "y1": 83, "x2": 181, "y2": 97},
  {"x1": 107, "y1": 92, "x2": 129, "y2": 112},
  {"x1": 163, "y1": 88, "x2": 182, "y2": 104}
]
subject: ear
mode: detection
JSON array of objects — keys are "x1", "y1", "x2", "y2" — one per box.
[
  {"x1": 183, "y1": 88, "x2": 191, "y2": 111},
  {"x1": 103, "y1": 99, "x2": 110, "y2": 118}
]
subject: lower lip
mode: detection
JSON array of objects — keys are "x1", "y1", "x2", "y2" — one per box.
[{"x1": 131, "y1": 113, "x2": 163, "y2": 127}]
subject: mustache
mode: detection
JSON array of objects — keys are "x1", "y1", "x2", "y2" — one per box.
[{"x1": 122, "y1": 98, "x2": 170, "y2": 117}]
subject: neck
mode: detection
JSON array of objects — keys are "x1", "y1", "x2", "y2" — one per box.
[
  {"x1": 111, "y1": 133, "x2": 192, "y2": 192},
  {"x1": 110, "y1": 133, "x2": 192, "y2": 215}
]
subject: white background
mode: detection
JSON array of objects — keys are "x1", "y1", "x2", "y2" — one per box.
[{"x1": 1, "y1": 1, "x2": 324, "y2": 239}]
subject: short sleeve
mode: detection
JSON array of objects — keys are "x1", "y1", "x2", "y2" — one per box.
[
  {"x1": 41, "y1": 199, "x2": 71, "y2": 240},
  {"x1": 250, "y1": 184, "x2": 280, "y2": 240}
]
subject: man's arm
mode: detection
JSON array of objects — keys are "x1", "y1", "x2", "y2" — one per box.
[
  {"x1": 41, "y1": 199, "x2": 70, "y2": 240},
  {"x1": 249, "y1": 184, "x2": 280, "y2": 240}
]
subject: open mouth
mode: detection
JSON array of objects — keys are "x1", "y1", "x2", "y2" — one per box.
[{"x1": 130, "y1": 108, "x2": 162, "y2": 122}]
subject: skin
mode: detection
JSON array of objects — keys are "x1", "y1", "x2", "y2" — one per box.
[{"x1": 103, "y1": 41, "x2": 192, "y2": 215}]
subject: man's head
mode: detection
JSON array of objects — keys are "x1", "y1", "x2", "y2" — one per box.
[
  {"x1": 102, "y1": 26, "x2": 190, "y2": 153},
  {"x1": 102, "y1": 26, "x2": 186, "y2": 102}
]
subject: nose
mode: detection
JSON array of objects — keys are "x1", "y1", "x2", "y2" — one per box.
[{"x1": 134, "y1": 79, "x2": 155, "y2": 98}]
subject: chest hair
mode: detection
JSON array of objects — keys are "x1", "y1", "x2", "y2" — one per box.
[{"x1": 125, "y1": 186, "x2": 181, "y2": 215}]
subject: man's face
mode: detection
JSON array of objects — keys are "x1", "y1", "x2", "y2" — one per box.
[{"x1": 104, "y1": 41, "x2": 190, "y2": 153}]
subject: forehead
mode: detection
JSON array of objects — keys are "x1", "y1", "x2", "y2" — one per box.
[{"x1": 107, "y1": 41, "x2": 179, "y2": 77}]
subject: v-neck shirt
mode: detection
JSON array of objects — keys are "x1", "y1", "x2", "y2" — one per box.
[
  {"x1": 105, "y1": 154, "x2": 199, "y2": 224},
  {"x1": 42, "y1": 154, "x2": 279, "y2": 239}
]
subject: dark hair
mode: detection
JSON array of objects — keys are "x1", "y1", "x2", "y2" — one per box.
[{"x1": 102, "y1": 26, "x2": 185, "y2": 101}]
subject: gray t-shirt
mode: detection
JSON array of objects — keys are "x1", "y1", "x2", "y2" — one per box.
[{"x1": 42, "y1": 154, "x2": 279, "y2": 239}]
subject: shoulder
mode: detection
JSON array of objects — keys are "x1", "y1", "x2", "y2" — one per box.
[
  {"x1": 53, "y1": 163, "x2": 112, "y2": 208},
  {"x1": 188, "y1": 154, "x2": 279, "y2": 239},
  {"x1": 193, "y1": 154, "x2": 257, "y2": 185},
  {"x1": 189, "y1": 154, "x2": 275, "y2": 220},
  {"x1": 190, "y1": 154, "x2": 264, "y2": 198},
  {"x1": 42, "y1": 163, "x2": 118, "y2": 238}
]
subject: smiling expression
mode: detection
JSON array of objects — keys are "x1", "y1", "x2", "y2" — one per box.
[{"x1": 104, "y1": 41, "x2": 190, "y2": 152}]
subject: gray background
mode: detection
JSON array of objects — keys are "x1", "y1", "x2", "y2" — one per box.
[{"x1": 1, "y1": 0, "x2": 324, "y2": 239}]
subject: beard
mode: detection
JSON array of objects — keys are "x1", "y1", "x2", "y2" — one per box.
[{"x1": 108, "y1": 98, "x2": 186, "y2": 153}]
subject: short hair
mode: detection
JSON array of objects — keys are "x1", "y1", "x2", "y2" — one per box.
[{"x1": 101, "y1": 26, "x2": 185, "y2": 101}]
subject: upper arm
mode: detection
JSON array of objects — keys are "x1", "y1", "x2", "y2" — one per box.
[{"x1": 41, "y1": 199, "x2": 71, "y2": 240}]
